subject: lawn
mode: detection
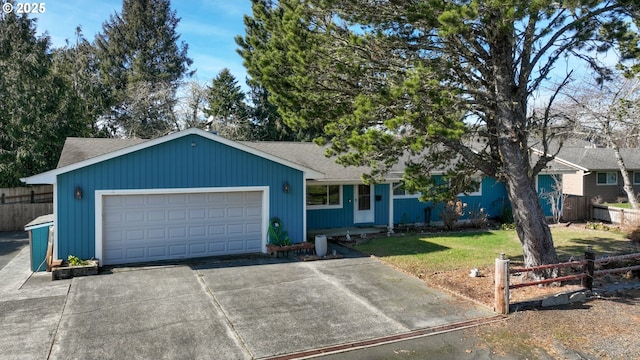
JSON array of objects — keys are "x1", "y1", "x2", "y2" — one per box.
[
  {"x1": 603, "y1": 202, "x2": 632, "y2": 209},
  {"x1": 353, "y1": 226, "x2": 635, "y2": 276}
]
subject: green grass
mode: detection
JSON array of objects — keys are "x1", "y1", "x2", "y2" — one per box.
[
  {"x1": 354, "y1": 227, "x2": 634, "y2": 274},
  {"x1": 603, "y1": 202, "x2": 632, "y2": 209}
]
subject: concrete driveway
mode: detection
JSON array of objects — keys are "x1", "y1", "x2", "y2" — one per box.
[{"x1": 0, "y1": 241, "x2": 495, "y2": 360}]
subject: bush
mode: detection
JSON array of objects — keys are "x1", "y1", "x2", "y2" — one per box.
[
  {"x1": 468, "y1": 206, "x2": 488, "y2": 229},
  {"x1": 440, "y1": 199, "x2": 465, "y2": 230},
  {"x1": 586, "y1": 222, "x2": 611, "y2": 231},
  {"x1": 628, "y1": 227, "x2": 640, "y2": 243}
]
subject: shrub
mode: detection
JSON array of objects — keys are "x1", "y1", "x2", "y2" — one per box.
[
  {"x1": 468, "y1": 206, "x2": 488, "y2": 229},
  {"x1": 440, "y1": 199, "x2": 465, "y2": 230},
  {"x1": 586, "y1": 222, "x2": 610, "y2": 231},
  {"x1": 500, "y1": 223, "x2": 517, "y2": 231},
  {"x1": 268, "y1": 217, "x2": 291, "y2": 246},
  {"x1": 67, "y1": 255, "x2": 89, "y2": 266},
  {"x1": 628, "y1": 227, "x2": 640, "y2": 243}
]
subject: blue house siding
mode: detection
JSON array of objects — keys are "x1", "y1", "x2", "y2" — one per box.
[
  {"x1": 307, "y1": 185, "x2": 354, "y2": 229},
  {"x1": 307, "y1": 184, "x2": 391, "y2": 229},
  {"x1": 56, "y1": 134, "x2": 304, "y2": 261},
  {"x1": 537, "y1": 174, "x2": 558, "y2": 217},
  {"x1": 393, "y1": 177, "x2": 511, "y2": 225}
]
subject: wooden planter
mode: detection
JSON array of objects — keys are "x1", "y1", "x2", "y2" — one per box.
[
  {"x1": 52, "y1": 260, "x2": 99, "y2": 281},
  {"x1": 266, "y1": 242, "x2": 315, "y2": 257}
]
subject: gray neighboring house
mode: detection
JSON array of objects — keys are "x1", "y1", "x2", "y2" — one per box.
[{"x1": 551, "y1": 139, "x2": 640, "y2": 203}]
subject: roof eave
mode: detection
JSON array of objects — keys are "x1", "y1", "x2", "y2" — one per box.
[{"x1": 21, "y1": 128, "x2": 325, "y2": 183}]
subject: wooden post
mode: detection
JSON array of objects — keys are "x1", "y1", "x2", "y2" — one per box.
[
  {"x1": 582, "y1": 246, "x2": 595, "y2": 290},
  {"x1": 494, "y1": 253, "x2": 510, "y2": 314}
]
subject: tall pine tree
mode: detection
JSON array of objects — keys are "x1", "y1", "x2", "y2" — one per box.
[
  {"x1": 0, "y1": 5, "x2": 94, "y2": 186},
  {"x1": 204, "y1": 68, "x2": 251, "y2": 140},
  {"x1": 95, "y1": 0, "x2": 192, "y2": 138}
]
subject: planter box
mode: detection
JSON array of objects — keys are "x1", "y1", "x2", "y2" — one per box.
[
  {"x1": 52, "y1": 260, "x2": 99, "y2": 280},
  {"x1": 267, "y1": 242, "x2": 315, "y2": 257}
]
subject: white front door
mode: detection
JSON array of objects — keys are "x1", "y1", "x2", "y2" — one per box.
[{"x1": 354, "y1": 184, "x2": 375, "y2": 223}]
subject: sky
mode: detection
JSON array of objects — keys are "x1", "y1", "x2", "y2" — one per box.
[{"x1": 32, "y1": 0, "x2": 253, "y2": 86}]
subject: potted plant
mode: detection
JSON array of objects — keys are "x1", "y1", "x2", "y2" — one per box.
[{"x1": 51, "y1": 255, "x2": 99, "y2": 280}]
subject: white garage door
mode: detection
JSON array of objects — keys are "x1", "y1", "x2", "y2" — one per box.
[{"x1": 101, "y1": 190, "x2": 264, "y2": 265}]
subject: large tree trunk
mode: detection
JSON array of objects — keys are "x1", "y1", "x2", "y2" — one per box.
[
  {"x1": 612, "y1": 143, "x2": 639, "y2": 210},
  {"x1": 490, "y1": 24, "x2": 559, "y2": 275},
  {"x1": 502, "y1": 144, "x2": 559, "y2": 272}
]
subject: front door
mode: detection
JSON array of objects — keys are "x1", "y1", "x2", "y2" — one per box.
[{"x1": 354, "y1": 184, "x2": 374, "y2": 223}]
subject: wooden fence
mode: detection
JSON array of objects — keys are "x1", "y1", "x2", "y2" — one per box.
[
  {"x1": 494, "y1": 250, "x2": 640, "y2": 314},
  {"x1": 0, "y1": 186, "x2": 53, "y2": 231},
  {"x1": 562, "y1": 196, "x2": 591, "y2": 222},
  {"x1": 592, "y1": 205, "x2": 640, "y2": 227}
]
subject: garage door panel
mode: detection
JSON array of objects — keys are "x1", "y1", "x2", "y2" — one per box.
[
  {"x1": 189, "y1": 208, "x2": 206, "y2": 219},
  {"x1": 148, "y1": 246, "x2": 166, "y2": 258},
  {"x1": 169, "y1": 244, "x2": 187, "y2": 257},
  {"x1": 189, "y1": 226, "x2": 206, "y2": 237},
  {"x1": 126, "y1": 248, "x2": 145, "y2": 260},
  {"x1": 125, "y1": 195, "x2": 145, "y2": 206},
  {"x1": 102, "y1": 190, "x2": 264, "y2": 265},
  {"x1": 227, "y1": 207, "x2": 245, "y2": 218}
]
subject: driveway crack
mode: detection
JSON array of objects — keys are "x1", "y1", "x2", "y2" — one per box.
[
  {"x1": 192, "y1": 265, "x2": 254, "y2": 359},
  {"x1": 46, "y1": 279, "x2": 72, "y2": 360}
]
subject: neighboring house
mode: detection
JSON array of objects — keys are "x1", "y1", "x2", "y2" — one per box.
[
  {"x1": 546, "y1": 139, "x2": 640, "y2": 203},
  {"x1": 22, "y1": 128, "x2": 574, "y2": 266}
]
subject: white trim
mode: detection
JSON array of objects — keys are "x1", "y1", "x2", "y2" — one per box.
[
  {"x1": 388, "y1": 182, "x2": 394, "y2": 231},
  {"x1": 306, "y1": 184, "x2": 343, "y2": 210},
  {"x1": 354, "y1": 184, "x2": 375, "y2": 224},
  {"x1": 458, "y1": 176, "x2": 483, "y2": 197},
  {"x1": 302, "y1": 179, "x2": 308, "y2": 241},
  {"x1": 94, "y1": 186, "x2": 270, "y2": 263},
  {"x1": 391, "y1": 181, "x2": 421, "y2": 199},
  {"x1": 53, "y1": 183, "x2": 59, "y2": 261},
  {"x1": 24, "y1": 221, "x2": 53, "y2": 231},
  {"x1": 529, "y1": 148, "x2": 589, "y2": 172},
  {"x1": 22, "y1": 128, "x2": 324, "y2": 184}
]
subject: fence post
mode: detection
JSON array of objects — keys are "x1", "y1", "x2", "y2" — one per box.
[
  {"x1": 30, "y1": 190, "x2": 35, "y2": 204},
  {"x1": 1, "y1": 193, "x2": 4, "y2": 204},
  {"x1": 494, "y1": 253, "x2": 510, "y2": 314},
  {"x1": 582, "y1": 246, "x2": 595, "y2": 291}
]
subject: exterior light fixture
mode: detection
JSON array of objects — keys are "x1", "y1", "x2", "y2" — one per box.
[
  {"x1": 283, "y1": 182, "x2": 290, "y2": 193},
  {"x1": 74, "y1": 186, "x2": 83, "y2": 200}
]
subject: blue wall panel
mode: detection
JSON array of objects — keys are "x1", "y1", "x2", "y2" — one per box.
[
  {"x1": 56, "y1": 134, "x2": 304, "y2": 260},
  {"x1": 307, "y1": 184, "x2": 392, "y2": 229},
  {"x1": 307, "y1": 185, "x2": 354, "y2": 229},
  {"x1": 537, "y1": 174, "x2": 558, "y2": 217},
  {"x1": 393, "y1": 177, "x2": 511, "y2": 225}
]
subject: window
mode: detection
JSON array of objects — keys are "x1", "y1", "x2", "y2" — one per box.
[
  {"x1": 634, "y1": 172, "x2": 640, "y2": 185},
  {"x1": 597, "y1": 172, "x2": 617, "y2": 185},
  {"x1": 392, "y1": 182, "x2": 420, "y2": 198},
  {"x1": 458, "y1": 177, "x2": 482, "y2": 196},
  {"x1": 306, "y1": 185, "x2": 341, "y2": 208}
]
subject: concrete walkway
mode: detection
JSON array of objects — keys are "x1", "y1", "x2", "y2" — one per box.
[{"x1": 0, "y1": 244, "x2": 495, "y2": 359}]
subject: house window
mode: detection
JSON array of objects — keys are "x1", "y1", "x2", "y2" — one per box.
[
  {"x1": 457, "y1": 177, "x2": 482, "y2": 196},
  {"x1": 392, "y1": 182, "x2": 420, "y2": 198},
  {"x1": 307, "y1": 185, "x2": 342, "y2": 209},
  {"x1": 596, "y1": 172, "x2": 617, "y2": 185},
  {"x1": 634, "y1": 172, "x2": 640, "y2": 185}
]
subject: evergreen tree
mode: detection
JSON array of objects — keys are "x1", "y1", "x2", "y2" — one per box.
[
  {"x1": 0, "y1": 6, "x2": 61, "y2": 185},
  {"x1": 95, "y1": 0, "x2": 192, "y2": 138},
  {"x1": 248, "y1": 81, "x2": 300, "y2": 141},
  {"x1": 239, "y1": 0, "x2": 640, "y2": 274},
  {"x1": 204, "y1": 68, "x2": 251, "y2": 140},
  {"x1": 50, "y1": 28, "x2": 108, "y2": 138}
]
